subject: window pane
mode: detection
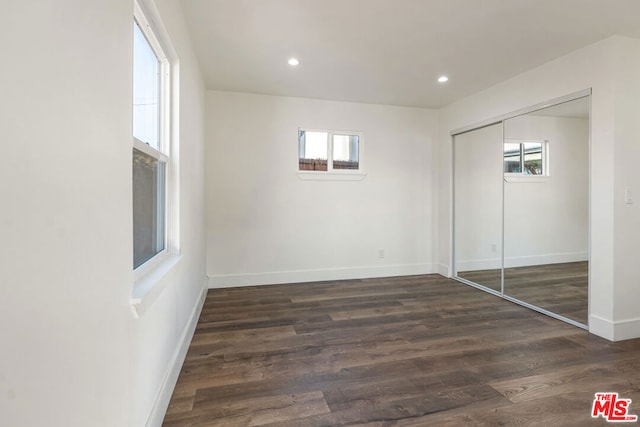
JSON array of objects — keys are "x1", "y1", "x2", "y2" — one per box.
[
  {"x1": 503, "y1": 142, "x2": 521, "y2": 173},
  {"x1": 523, "y1": 142, "x2": 543, "y2": 175},
  {"x1": 333, "y1": 134, "x2": 359, "y2": 170},
  {"x1": 133, "y1": 20, "x2": 160, "y2": 150},
  {"x1": 133, "y1": 148, "x2": 166, "y2": 268},
  {"x1": 298, "y1": 130, "x2": 328, "y2": 171}
]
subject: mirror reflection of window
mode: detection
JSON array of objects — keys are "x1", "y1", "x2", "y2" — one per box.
[
  {"x1": 503, "y1": 142, "x2": 521, "y2": 173},
  {"x1": 523, "y1": 142, "x2": 543, "y2": 175},
  {"x1": 504, "y1": 141, "x2": 545, "y2": 175}
]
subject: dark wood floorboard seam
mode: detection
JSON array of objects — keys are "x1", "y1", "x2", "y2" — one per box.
[{"x1": 163, "y1": 274, "x2": 640, "y2": 426}]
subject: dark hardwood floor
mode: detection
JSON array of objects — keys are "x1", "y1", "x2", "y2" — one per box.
[
  {"x1": 163, "y1": 274, "x2": 640, "y2": 426},
  {"x1": 458, "y1": 262, "x2": 588, "y2": 325}
]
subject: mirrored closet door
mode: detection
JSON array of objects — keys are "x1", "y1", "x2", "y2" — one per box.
[
  {"x1": 453, "y1": 123, "x2": 504, "y2": 293},
  {"x1": 502, "y1": 97, "x2": 589, "y2": 325},
  {"x1": 453, "y1": 92, "x2": 590, "y2": 328}
]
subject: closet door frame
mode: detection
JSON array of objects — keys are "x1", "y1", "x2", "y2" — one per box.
[{"x1": 451, "y1": 88, "x2": 591, "y2": 330}]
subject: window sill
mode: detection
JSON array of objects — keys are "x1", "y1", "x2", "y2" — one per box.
[
  {"x1": 131, "y1": 253, "x2": 181, "y2": 318},
  {"x1": 297, "y1": 170, "x2": 367, "y2": 181},
  {"x1": 504, "y1": 175, "x2": 550, "y2": 184}
]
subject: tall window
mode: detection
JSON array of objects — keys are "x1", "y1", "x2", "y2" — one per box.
[
  {"x1": 298, "y1": 129, "x2": 361, "y2": 172},
  {"x1": 133, "y1": 5, "x2": 170, "y2": 269}
]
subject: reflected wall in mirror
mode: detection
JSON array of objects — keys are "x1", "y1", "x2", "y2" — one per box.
[
  {"x1": 503, "y1": 96, "x2": 589, "y2": 325},
  {"x1": 454, "y1": 123, "x2": 503, "y2": 292}
]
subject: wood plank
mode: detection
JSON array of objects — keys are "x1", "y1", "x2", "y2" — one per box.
[
  {"x1": 163, "y1": 274, "x2": 640, "y2": 426},
  {"x1": 460, "y1": 261, "x2": 588, "y2": 324}
]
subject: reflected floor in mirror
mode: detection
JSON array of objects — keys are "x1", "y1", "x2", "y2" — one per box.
[
  {"x1": 458, "y1": 262, "x2": 588, "y2": 325},
  {"x1": 458, "y1": 270, "x2": 502, "y2": 293}
]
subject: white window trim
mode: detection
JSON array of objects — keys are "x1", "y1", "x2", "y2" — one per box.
[
  {"x1": 297, "y1": 128, "x2": 367, "y2": 180},
  {"x1": 503, "y1": 139, "x2": 549, "y2": 183},
  {"x1": 504, "y1": 175, "x2": 550, "y2": 183},
  {"x1": 132, "y1": 0, "x2": 181, "y2": 317}
]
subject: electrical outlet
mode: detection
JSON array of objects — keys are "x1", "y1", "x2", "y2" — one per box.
[
  {"x1": 378, "y1": 249, "x2": 385, "y2": 259},
  {"x1": 491, "y1": 243, "x2": 497, "y2": 253}
]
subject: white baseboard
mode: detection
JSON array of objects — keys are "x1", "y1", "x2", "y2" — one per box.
[
  {"x1": 455, "y1": 257, "x2": 501, "y2": 272},
  {"x1": 208, "y1": 263, "x2": 437, "y2": 288},
  {"x1": 613, "y1": 318, "x2": 640, "y2": 341},
  {"x1": 146, "y1": 279, "x2": 208, "y2": 427},
  {"x1": 437, "y1": 263, "x2": 450, "y2": 277},
  {"x1": 589, "y1": 315, "x2": 640, "y2": 341},
  {"x1": 503, "y1": 252, "x2": 588, "y2": 268},
  {"x1": 589, "y1": 314, "x2": 614, "y2": 341},
  {"x1": 456, "y1": 251, "x2": 588, "y2": 272}
]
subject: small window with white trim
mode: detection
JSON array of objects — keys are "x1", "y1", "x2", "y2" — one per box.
[
  {"x1": 504, "y1": 140, "x2": 547, "y2": 176},
  {"x1": 132, "y1": 4, "x2": 171, "y2": 270},
  {"x1": 298, "y1": 129, "x2": 362, "y2": 173}
]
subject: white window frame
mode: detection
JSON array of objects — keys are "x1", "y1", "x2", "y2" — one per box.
[
  {"x1": 132, "y1": 0, "x2": 180, "y2": 313},
  {"x1": 297, "y1": 128, "x2": 366, "y2": 181},
  {"x1": 503, "y1": 139, "x2": 549, "y2": 183}
]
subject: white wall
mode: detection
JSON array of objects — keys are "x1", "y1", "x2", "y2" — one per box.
[
  {"x1": 0, "y1": 1, "x2": 207, "y2": 426},
  {"x1": 454, "y1": 123, "x2": 504, "y2": 271},
  {"x1": 503, "y1": 115, "x2": 589, "y2": 267},
  {"x1": 206, "y1": 91, "x2": 439, "y2": 286},
  {"x1": 438, "y1": 36, "x2": 640, "y2": 340},
  {"x1": 0, "y1": 1, "x2": 132, "y2": 425},
  {"x1": 611, "y1": 37, "x2": 640, "y2": 339}
]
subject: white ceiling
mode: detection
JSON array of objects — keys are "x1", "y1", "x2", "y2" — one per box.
[{"x1": 180, "y1": 0, "x2": 640, "y2": 108}]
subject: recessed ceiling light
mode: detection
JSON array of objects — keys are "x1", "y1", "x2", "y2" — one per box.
[
  {"x1": 288, "y1": 58, "x2": 300, "y2": 66},
  {"x1": 438, "y1": 75, "x2": 449, "y2": 83}
]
